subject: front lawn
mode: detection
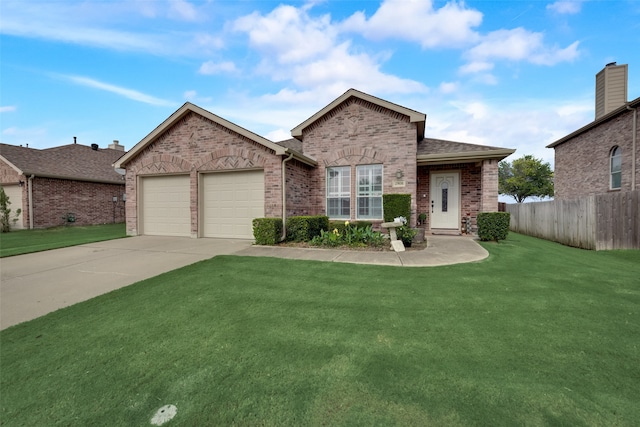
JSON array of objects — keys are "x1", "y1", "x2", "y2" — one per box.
[
  {"x1": 0, "y1": 223, "x2": 126, "y2": 257},
  {"x1": 1, "y1": 233, "x2": 638, "y2": 425}
]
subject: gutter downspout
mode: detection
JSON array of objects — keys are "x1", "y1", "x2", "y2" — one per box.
[
  {"x1": 28, "y1": 174, "x2": 34, "y2": 229},
  {"x1": 628, "y1": 105, "x2": 637, "y2": 190},
  {"x1": 281, "y1": 152, "x2": 294, "y2": 242}
]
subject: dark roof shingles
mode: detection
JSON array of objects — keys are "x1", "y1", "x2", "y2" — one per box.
[
  {"x1": 417, "y1": 138, "x2": 506, "y2": 156},
  {"x1": 0, "y1": 143, "x2": 125, "y2": 184}
]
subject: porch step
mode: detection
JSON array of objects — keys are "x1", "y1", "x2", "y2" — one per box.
[{"x1": 430, "y1": 229, "x2": 462, "y2": 236}]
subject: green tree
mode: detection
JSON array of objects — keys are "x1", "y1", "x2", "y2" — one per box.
[{"x1": 499, "y1": 155, "x2": 554, "y2": 203}]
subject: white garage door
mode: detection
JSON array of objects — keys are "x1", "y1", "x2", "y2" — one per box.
[
  {"x1": 202, "y1": 170, "x2": 264, "y2": 239},
  {"x1": 141, "y1": 175, "x2": 190, "y2": 237},
  {"x1": 1, "y1": 185, "x2": 24, "y2": 230}
]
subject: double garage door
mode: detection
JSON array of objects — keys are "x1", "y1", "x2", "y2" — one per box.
[{"x1": 140, "y1": 170, "x2": 264, "y2": 239}]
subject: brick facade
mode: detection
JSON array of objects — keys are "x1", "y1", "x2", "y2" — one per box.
[
  {"x1": 554, "y1": 109, "x2": 639, "y2": 199},
  {"x1": 300, "y1": 97, "x2": 419, "y2": 225},
  {"x1": 124, "y1": 112, "x2": 282, "y2": 236},
  {"x1": 1, "y1": 159, "x2": 125, "y2": 229}
]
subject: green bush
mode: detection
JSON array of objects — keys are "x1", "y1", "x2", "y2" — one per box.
[
  {"x1": 252, "y1": 218, "x2": 283, "y2": 245},
  {"x1": 477, "y1": 212, "x2": 511, "y2": 242},
  {"x1": 383, "y1": 194, "x2": 411, "y2": 224},
  {"x1": 286, "y1": 215, "x2": 329, "y2": 242},
  {"x1": 328, "y1": 220, "x2": 372, "y2": 234},
  {"x1": 311, "y1": 224, "x2": 386, "y2": 248}
]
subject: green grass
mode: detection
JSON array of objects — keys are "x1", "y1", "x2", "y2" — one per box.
[
  {"x1": 0, "y1": 223, "x2": 126, "y2": 257},
  {"x1": 1, "y1": 233, "x2": 639, "y2": 426}
]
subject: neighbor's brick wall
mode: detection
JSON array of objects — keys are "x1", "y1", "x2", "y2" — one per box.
[
  {"x1": 125, "y1": 112, "x2": 282, "y2": 236},
  {"x1": 554, "y1": 110, "x2": 639, "y2": 199},
  {"x1": 417, "y1": 163, "x2": 484, "y2": 231},
  {"x1": 300, "y1": 97, "x2": 418, "y2": 225},
  {"x1": 30, "y1": 177, "x2": 125, "y2": 228}
]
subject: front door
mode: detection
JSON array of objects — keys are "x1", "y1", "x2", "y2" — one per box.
[{"x1": 430, "y1": 172, "x2": 460, "y2": 229}]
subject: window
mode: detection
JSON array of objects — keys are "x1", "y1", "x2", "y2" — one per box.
[
  {"x1": 356, "y1": 165, "x2": 383, "y2": 219},
  {"x1": 327, "y1": 166, "x2": 350, "y2": 218},
  {"x1": 610, "y1": 146, "x2": 621, "y2": 189}
]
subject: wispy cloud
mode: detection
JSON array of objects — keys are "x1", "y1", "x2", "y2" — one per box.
[
  {"x1": 0, "y1": 106, "x2": 17, "y2": 113},
  {"x1": 547, "y1": 1, "x2": 584, "y2": 15},
  {"x1": 59, "y1": 75, "x2": 176, "y2": 107},
  {"x1": 198, "y1": 61, "x2": 237, "y2": 75}
]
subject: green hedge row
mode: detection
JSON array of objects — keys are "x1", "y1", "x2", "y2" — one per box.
[
  {"x1": 286, "y1": 215, "x2": 329, "y2": 242},
  {"x1": 252, "y1": 218, "x2": 283, "y2": 245},
  {"x1": 383, "y1": 194, "x2": 411, "y2": 224},
  {"x1": 477, "y1": 212, "x2": 510, "y2": 242}
]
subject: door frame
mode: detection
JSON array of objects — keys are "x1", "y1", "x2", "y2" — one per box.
[{"x1": 429, "y1": 170, "x2": 461, "y2": 231}]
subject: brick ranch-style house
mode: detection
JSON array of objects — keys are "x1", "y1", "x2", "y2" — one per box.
[
  {"x1": 0, "y1": 141, "x2": 126, "y2": 229},
  {"x1": 548, "y1": 63, "x2": 639, "y2": 199},
  {"x1": 114, "y1": 89, "x2": 515, "y2": 239}
]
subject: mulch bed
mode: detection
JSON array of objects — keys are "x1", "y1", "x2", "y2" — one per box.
[{"x1": 274, "y1": 240, "x2": 428, "y2": 252}]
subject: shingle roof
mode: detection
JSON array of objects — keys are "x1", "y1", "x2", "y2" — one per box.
[
  {"x1": 417, "y1": 138, "x2": 515, "y2": 164},
  {"x1": 0, "y1": 143, "x2": 126, "y2": 184}
]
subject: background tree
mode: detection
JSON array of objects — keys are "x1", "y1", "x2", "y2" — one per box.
[{"x1": 499, "y1": 155, "x2": 554, "y2": 203}]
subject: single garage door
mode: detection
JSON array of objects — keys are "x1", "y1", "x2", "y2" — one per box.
[
  {"x1": 202, "y1": 170, "x2": 264, "y2": 239},
  {"x1": 1, "y1": 185, "x2": 24, "y2": 229},
  {"x1": 141, "y1": 175, "x2": 190, "y2": 237}
]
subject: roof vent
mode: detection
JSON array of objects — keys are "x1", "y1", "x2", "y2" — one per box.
[{"x1": 91, "y1": 143, "x2": 99, "y2": 151}]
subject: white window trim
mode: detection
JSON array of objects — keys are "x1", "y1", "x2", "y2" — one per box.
[
  {"x1": 610, "y1": 146, "x2": 622, "y2": 190},
  {"x1": 326, "y1": 166, "x2": 351, "y2": 219},
  {"x1": 356, "y1": 164, "x2": 383, "y2": 220}
]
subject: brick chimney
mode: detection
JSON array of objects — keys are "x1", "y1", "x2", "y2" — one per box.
[
  {"x1": 108, "y1": 140, "x2": 125, "y2": 151},
  {"x1": 595, "y1": 62, "x2": 628, "y2": 120}
]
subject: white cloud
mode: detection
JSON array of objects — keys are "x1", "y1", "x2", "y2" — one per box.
[
  {"x1": 341, "y1": 0, "x2": 482, "y2": 48},
  {"x1": 547, "y1": 1, "x2": 584, "y2": 15},
  {"x1": 60, "y1": 75, "x2": 176, "y2": 107},
  {"x1": 439, "y1": 82, "x2": 459, "y2": 94},
  {"x1": 233, "y1": 4, "x2": 336, "y2": 64},
  {"x1": 169, "y1": 0, "x2": 198, "y2": 21},
  {"x1": 0, "y1": 106, "x2": 17, "y2": 113},
  {"x1": 198, "y1": 60, "x2": 237, "y2": 75},
  {"x1": 462, "y1": 28, "x2": 580, "y2": 72}
]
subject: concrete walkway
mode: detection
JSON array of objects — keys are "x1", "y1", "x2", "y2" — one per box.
[{"x1": 0, "y1": 235, "x2": 487, "y2": 330}]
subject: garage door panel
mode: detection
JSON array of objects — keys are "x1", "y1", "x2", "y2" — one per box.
[
  {"x1": 141, "y1": 175, "x2": 190, "y2": 237},
  {"x1": 1, "y1": 185, "x2": 24, "y2": 230},
  {"x1": 202, "y1": 170, "x2": 264, "y2": 239}
]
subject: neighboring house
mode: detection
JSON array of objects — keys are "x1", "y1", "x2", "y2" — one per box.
[
  {"x1": 548, "y1": 63, "x2": 639, "y2": 199},
  {"x1": 114, "y1": 89, "x2": 515, "y2": 239},
  {"x1": 0, "y1": 141, "x2": 126, "y2": 229}
]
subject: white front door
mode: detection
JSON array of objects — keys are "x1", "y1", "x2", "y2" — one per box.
[{"x1": 430, "y1": 172, "x2": 460, "y2": 229}]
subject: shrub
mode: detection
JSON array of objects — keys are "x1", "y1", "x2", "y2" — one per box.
[
  {"x1": 310, "y1": 222, "x2": 386, "y2": 248},
  {"x1": 252, "y1": 218, "x2": 283, "y2": 245},
  {"x1": 477, "y1": 212, "x2": 511, "y2": 242},
  {"x1": 329, "y1": 220, "x2": 372, "y2": 234},
  {"x1": 383, "y1": 194, "x2": 411, "y2": 224},
  {"x1": 286, "y1": 215, "x2": 329, "y2": 242}
]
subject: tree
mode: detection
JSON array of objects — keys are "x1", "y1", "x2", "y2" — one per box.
[{"x1": 499, "y1": 155, "x2": 554, "y2": 203}]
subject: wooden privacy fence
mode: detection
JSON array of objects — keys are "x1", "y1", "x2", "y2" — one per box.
[{"x1": 506, "y1": 190, "x2": 639, "y2": 250}]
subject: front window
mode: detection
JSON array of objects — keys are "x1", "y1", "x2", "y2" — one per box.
[
  {"x1": 327, "y1": 166, "x2": 350, "y2": 218},
  {"x1": 356, "y1": 165, "x2": 383, "y2": 219},
  {"x1": 610, "y1": 146, "x2": 621, "y2": 189}
]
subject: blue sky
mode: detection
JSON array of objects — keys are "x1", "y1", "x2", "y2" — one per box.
[{"x1": 1, "y1": 0, "x2": 639, "y2": 168}]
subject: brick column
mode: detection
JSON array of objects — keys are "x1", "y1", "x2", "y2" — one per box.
[{"x1": 481, "y1": 159, "x2": 499, "y2": 212}]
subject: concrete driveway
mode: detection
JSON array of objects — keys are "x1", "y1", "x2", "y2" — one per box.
[{"x1": 0, "y1": 236, "x2": 253, "y2": 330}]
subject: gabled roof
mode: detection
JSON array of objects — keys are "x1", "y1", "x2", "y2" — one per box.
[
  {"x1": 417, "y1": 138, "x2": 515, "y2": 165},
  {"x1": 115, "y1": 103, "x2": 317, "y2": 168},
  {"x1": 547, "y1": 96, "x2": 640, "y2": 148},
  {"x1": 290, "y1": 88, "x2": 426, "y2": 140},
  {"x1": 0, "y1": 143, "x2": 126, "y2": 184}
]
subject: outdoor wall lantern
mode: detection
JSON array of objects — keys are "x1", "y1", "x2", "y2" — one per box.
[{"x1": 395, "y1": 170, "x2": 404, "y2": 179}]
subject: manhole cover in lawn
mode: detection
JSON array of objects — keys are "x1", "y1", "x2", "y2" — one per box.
[{"x1": 150, "y1": 404, "x2": 177, "y2": 425}]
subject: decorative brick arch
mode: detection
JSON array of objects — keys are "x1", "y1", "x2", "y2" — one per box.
[
  {"x1": 324, "y1": 147, "x2": 386, "y2": 167},
  {"x1": 195, "y1": 147, "x2": 270, "y2": 171},
  {"x1": 135, "y1": 154, "x2": 192, "y2": 175}
]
